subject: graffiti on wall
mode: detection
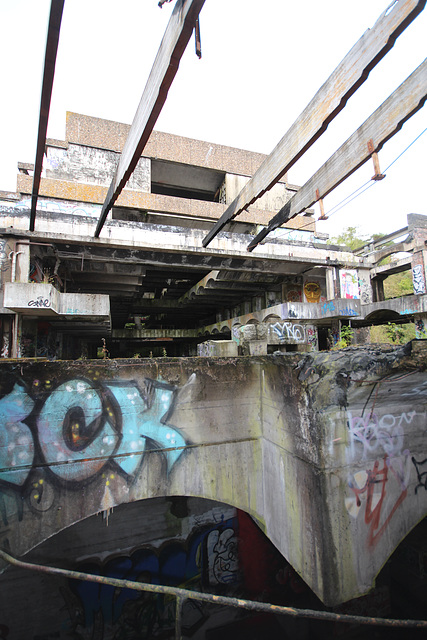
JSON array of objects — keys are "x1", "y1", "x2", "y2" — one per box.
[
  {"x1": 412, "y1": 264, "x2": 426, "y2": 295},
  {"x1": 306, "y1": 325, "x2": 318, "y2": 351},
  {"x1": 12, "y1": 196, "x2": 102, "y2": 220},
  {"x1": 61, "y1": 514, "x2": 239, "y2": 639},
  {"x1": 270, "y1": 322, "x2": 306, "y2": 343},
  {"x1": 286, "y1": 288, "x2": 302, "y2": 303},
  {"x1": 358, "y1": 277, "x2": 372, "y2": 304},
  {"x1": 345, "y1": 403, "x2": 422, "y2": 547},
  {"x1": 415, "y1": 317, "x2": 427, "y2": 339},
  {"x1": 412, "y1": 456, "x2": 427, "y2": 493},
  {"x1": 303, "y1": 282, "x2": 321, "y2": 304},
  {"x1": 0, "y1": 239, "x2": 11, "y2": 279},
  {"x1": 340, "y1": 270, "x2": 359, "y2": 299},
  {"x1": 0, "y1": 374, "x2": 193, "y2": 526}
]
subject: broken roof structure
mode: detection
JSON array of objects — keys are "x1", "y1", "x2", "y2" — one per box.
[{"x1": 0, "y1": 0, "x2": 426, "y2": 359}]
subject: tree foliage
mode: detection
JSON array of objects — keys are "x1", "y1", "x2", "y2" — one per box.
[
  {"x1": 331, "y1": 226, "x2": 413, "y2": 298},
  {"x1": 330, "y1": 226, "x2": 369, "y2": 250}
]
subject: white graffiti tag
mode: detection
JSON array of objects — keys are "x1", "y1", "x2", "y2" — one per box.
[
  {"x1": 347, "y1": 410, "x2": 416, "y2": 459},
  {"x1": 271, "y1": 322, "x2": 306, "y2": 343}
]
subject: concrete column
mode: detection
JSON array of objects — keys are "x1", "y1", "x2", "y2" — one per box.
[
  {"x1": 411, "y1": 251, "x2": 427, "y2": 295},
  {"x1": 372, "y1": 277, "x2": 385, "y2": 302},
  {"x1": 10, "y1": 313, "x2": 21, "y2": 358},
  {"x1": 357, "y1": 268, "x2": 373, "y2": 304},
  {"x1": 0, "y1": 316, "x2": 12, "y2": 357},
  {"x1": 325, "y1": 268, "x2": 335, "y2": 301},
  {"x1": 14, "y1": 243, "x2": 30, "y2": 283}
]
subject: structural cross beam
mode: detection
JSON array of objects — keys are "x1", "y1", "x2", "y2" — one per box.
[
  {"x1": 202, "y1": 0, "x2": 426, "y2": 248},
  {"x1": 29, "y1": 0, "x2": 64, "y2": 232},
  {"x1": 247, "y1": 59, "x2": 427, "y2": 251},
  {"x1": 94, "y1": 0, "x2": 205, "y2": 238}
]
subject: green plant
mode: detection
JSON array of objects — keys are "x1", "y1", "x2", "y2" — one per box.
[
  {"x1": 333, "y1": 325, "x2": 354, "y2": 349},
  {"x1": 385, "y1": 322, "x2": 405, "y2": 344},
  {"x1": 133, "y1": 352, "x2": 141, "y2": 358},
  {"x1": 162, "y1": 347, "x2": 167, "y2": 357}
]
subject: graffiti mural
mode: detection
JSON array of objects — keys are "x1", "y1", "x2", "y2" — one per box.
[
  {"x1": 270, "y1": 322, "x2": 306, "y2": 343},
  {"x1": 306, "y1": 325, "x2": 318, "y2": 351},
  {"x1": 412, "y1": 264, "x2": 426, "y2": 295},
  {"x1": 345, "y1": 399, "x2": 424, "y2": 548},
  {"x1": 303, "y1": 281, "x2": 321, "y2": 303},
  {"x1": 415, "y1": 317, "x2": 427, "y2": 339},
  {"x1": 340, "y1": 269, "x2": 359, "y2": 299},
  {"x1": 62, "y1": 514, "x2": 239, "y2": 639},
  {"x1": 0, "y1": 374, "x2": 193, "y2": 525},
  {"x1": 286, "y1": 288, "x2": 302, "y2": 303},
  {"x1": 346, "y1": 456, "x2": 409, "y2": 548},
  {"x1": 358, "y1": 277, "x2": 372, "y2": 304}
]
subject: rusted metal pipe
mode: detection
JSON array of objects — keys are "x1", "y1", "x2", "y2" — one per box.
[
  {"x1": 175, "y1": 595, "x2": 183, "y2": 640},
  {"x1": 1, "y1": 549, "x2": 427, "y2": 631}
]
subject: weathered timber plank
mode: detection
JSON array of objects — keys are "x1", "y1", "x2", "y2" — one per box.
[
  {"x1": 94, "y1": 0, "x2": 205, "y2": 238},
  {"x1": 247, "y1": 60, "x2": 427, "y2": 251},
  {"x1": 29, "y1": 0, "x2": 65, "y2": 231},
  {"x1": 202, "y1": 0, "x2": 426, "y2": 248}
]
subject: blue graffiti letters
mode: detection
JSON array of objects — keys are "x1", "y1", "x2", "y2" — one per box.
[
  {"x1": 105, "y1": 380, "x2": 186, "y2": 476},
  {"x1": 0, "y1": 376, "x2": 188, "y2": 488},
  {"x1": 38, "y1": 379, "x2": 118, "y2": 482},
  {"x1": 0, "y1": 384, "x2": 35, "y2": 485}
]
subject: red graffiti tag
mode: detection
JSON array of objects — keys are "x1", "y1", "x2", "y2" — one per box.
[{"x1": 350, "y1": 456, "x2": 407, "y2": 548}]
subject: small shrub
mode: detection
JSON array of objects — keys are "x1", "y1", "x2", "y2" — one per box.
[{"x1": 385, "y1": 322, "x2": 405, "y2": 344}]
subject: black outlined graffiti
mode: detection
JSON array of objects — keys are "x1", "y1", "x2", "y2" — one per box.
[
  {"x1": 28, "y1": 297, "x2": 50, "y2": 308},
  {"x1": 0, "y1": 375, "x2": 193, "y2": 525},
  {"x1": 412, "y1": 456, "x2": 427, "y2": 493}
]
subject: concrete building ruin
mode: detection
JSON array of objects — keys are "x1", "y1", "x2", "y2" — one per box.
[{"x1": 0, "y1": 111, "x2": 426, "y2": 360}]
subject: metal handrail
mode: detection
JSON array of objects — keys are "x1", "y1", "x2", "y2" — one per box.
[{"x1": 1, "y1": 549, "x2": 426, "y2": 639}]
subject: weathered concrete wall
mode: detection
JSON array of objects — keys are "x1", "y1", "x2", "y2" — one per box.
[
  {"x1": 0, "y1": 346, "x2": 426, "y2": 606},
  {"x1": 44, "y1": 143, "x2": 151, "y2": 192}
]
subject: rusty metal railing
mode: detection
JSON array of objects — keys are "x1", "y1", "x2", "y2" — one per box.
[{"x1": 1, "y1": 549, "x2": 426, "y2": 638}]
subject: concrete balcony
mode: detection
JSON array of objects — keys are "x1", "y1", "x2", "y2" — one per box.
[{"x1": 4, "y1": 283, "x2": 110, "y2": 319}]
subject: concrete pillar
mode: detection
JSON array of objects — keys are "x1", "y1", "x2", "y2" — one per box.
[
  {"x1": 10, "y1": 313, "x2": 21, "y2": 358},
  {"x1": 411, "y1": 251, "x2": 427, "y2": 296},
  {"x1": 372, "y1": 277, "x2": 385, "y2": 302},
  {"x1": 357, "y1": 268, "x2": 373, "y2": 304},
  {"x1": 306, "y1": 324, "x2": 318, "y2": 351},
  {"x1": 14, "y1": 243, "x2": 30, "y2": 283},
  {"x1": 325, "y1": 268, "x2": 335, "y2": 301},
  {"x1": 0, "y1": 316, "x2": 12, "y2": 357},
  {"x1": 408, "y1": 213, "x2": 427, "y2": 296}
]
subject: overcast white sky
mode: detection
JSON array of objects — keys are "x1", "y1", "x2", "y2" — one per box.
[{"x1": 0, "y1": 0, "x2": 425, "y2": 241}]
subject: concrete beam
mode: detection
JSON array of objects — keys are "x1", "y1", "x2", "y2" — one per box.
[
  {"x1": 94, "y1": 0, "x2": 205, "y2": 237},
  {"x1": 203, "y1": 0, "x2": 426, "y2": 247},
  {"x1": 249, "y1": 59, "x2": 427, "y2": 250},
  {"x1": 30, "y1": 0, "x2": 64, "y2": 231}
]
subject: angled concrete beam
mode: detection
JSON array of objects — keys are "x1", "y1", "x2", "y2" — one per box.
[
  {"x1": 29, "y1": 0, "x2": 65, "y2": 232},
  {"x1": 94, "y1": 0, "x2": 205, "y2": 238},
  {"x1": 202, "y1": 0, "x2": 426, "y2": 248},
  {"x1": 248, "y1": 60, "x2": 427, "y2": 251}
]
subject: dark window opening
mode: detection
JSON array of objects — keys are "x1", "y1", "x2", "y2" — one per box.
[{"x1": 151, "y1": 182, "x2": 220, "y2": 202}]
